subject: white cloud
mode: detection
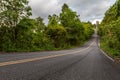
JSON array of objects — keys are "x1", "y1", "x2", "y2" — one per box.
[
  {"x1": 29, "y1": 0, "x2": 61, "y2": 17},
  {"x1": 28, "y1": 0, "x2": 116, "y2": 23}
]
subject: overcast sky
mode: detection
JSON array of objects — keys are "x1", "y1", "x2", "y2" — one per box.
[{"x1": 28, "y1": 0, "x2": 116, "y2": 24}]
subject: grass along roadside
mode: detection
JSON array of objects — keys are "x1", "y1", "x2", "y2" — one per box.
[
  {"x1": 100, "y1": 40, "x2": 120, "y2": 63},
  {"x1": 0, "y1": 37, "x2": 91, "y2": 53}
]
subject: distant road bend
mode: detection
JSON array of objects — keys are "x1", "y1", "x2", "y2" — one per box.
[{"x1": 0, "y1": 34, "x2": 120, "y2": 80}]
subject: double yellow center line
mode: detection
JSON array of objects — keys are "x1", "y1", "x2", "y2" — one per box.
[{"x1": 0, "y1": 41, "x2": 95, "y2": 67}]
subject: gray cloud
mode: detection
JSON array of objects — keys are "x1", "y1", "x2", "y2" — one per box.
[{"x1": 28, "y1": 0, "x2": 116, "y2": 23}]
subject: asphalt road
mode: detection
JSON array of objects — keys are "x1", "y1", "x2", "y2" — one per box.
[{"x1": 0, "y1": 34, "x2": 120, "y2": 80}]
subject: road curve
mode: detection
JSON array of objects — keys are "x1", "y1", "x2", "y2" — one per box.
[{"x1": 0, "y1": 34, "x2": 120, "y2": 80}]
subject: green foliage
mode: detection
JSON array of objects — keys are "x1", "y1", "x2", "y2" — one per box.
[
  {"x1": 46, "y1": 26, "x2": 67, "y2": 48},
  {"x1": 46, "y1": 14, "x2": 67, "y2": 48},
  {"x1": 0, "y1": 0, "x2": 32, "y2": 28},
  {"x1": 15, "y1": 18, "x2": 36, "y2": 49},
  {"x1": 82, "y1": 22, "x2": 94, "y2": 40},
  {"x1": 36, "y1": 17, "x2": 45, "y2": 32},
  {"x1": 0, "y1": 2, "x2": 94, "y2": 52},
  {"x1": 102, "y1": 0, "x2": 120, "y2": 25},
  {"x1": 99, "y1": 0, "x2": 120, "y2": 58},
  {"x1": 60, "y1": 3, "x2": 86, "y2": 45},
  {"x1": 0, "y1": 27, "x2": 13, "y2": 51},
  {"x1": 0, "y1": 0, "x2": 32, "y2": 51},
  {"x1": 48, "y1": 14, "x2": 59, "y2": 27}
]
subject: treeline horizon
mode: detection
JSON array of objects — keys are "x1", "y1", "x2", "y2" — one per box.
[{"x1": 0, "y1": 0, "x2": 94, "y2": 52}]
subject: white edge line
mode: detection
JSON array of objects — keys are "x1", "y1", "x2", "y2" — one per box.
[
  {"x1": 100, "y1": 49, "x2": 115, "y2": 62},
  {"x1": 98, "y1": 41, "x2": 115, "y2": 62}
]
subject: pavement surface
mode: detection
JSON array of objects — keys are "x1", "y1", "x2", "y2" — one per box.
[{"x1": 0, "y1": 34, "x2": 120, "y2": 80}]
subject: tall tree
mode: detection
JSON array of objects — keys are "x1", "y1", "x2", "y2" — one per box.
[
  {"x1": 0, "y1": 0, "x2": 32, "y2": 51},
  {"x1": 46, "y1": 14, "x2": 67, "y2": 48},
  {"x1": 98, "y1": 0, "x2": 120, "y2": 57},
  {"x1": 102, "y1": 0, "x2": 120, "y2": 24},
  {"x1": 35, "y1": 17, "x2": 46, "y2": 32},
  {"x1": 48, "y1": 14, "x2": 59, "y2": 27},
  {"x1": 60, "y1": 3, "x2": 84, "y2": 45},
  {"x1": 0, "y1": 0, "x2": 32, "y2": 28},
  {"x1": 15, "y1": 18, "x2": 36, "y2": 49}
]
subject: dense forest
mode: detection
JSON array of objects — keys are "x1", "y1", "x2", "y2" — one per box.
[
  {"x1": 0, "y1": 0, "x2": 94, "y2": 52},
  {"x1": 98, "y1": 0, "x2": 120, "y2": 58}
]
